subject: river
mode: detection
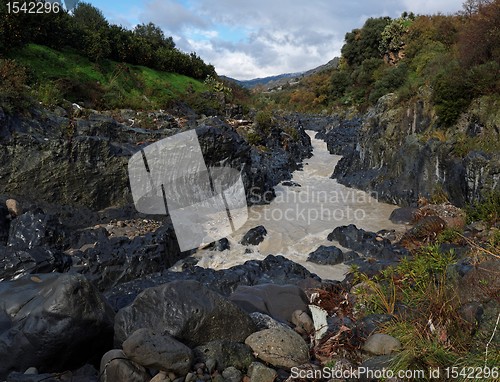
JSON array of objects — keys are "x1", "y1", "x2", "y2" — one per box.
[{"x1": 179, "y1": 131, "x2": 404, "y2": 280}]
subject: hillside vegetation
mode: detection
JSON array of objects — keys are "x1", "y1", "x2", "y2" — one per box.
[
  {"x1": 2, "y1": 43, "x2": 211, "y2": 111},
  {"x1": 0, "y1": 1, "x2": 242, "y2": 112},
  {"x1": 269, "y1": 0, "x2": 500, "y2": 127}
]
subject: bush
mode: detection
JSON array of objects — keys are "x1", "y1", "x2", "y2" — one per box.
[
  {"x1": 34, "y1": 82, "x2": 62, "y2": 107},
  {"x1": 0, "y1": 59, "x2": 32, "y2": 114},
  {"x1": 431, "y1": 63, "x2": 472, "y2": 126},
  {"x1": 255, "y1": 110, "x2": 274, "y2": 135},
  {"x1": 330, "y1": 70, "x2": 351, "y2": 99},
  {"x1": 465, "y1": 191, "x2": 500, "y2": 225}
]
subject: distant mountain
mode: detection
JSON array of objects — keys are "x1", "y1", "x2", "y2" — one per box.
[{"x1": 223, "y1": 57, "x2": 339, "y2": 91}]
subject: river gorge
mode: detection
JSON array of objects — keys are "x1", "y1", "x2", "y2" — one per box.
[{"x1": 191, "y1": 131, "x2": 404, "y2": 280}]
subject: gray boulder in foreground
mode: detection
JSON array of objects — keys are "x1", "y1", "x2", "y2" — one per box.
[
  {"x1": 0, "y1": 273, "x2": 114, "y2": 379},
  {"x1": 114, "y1": 280, "x2": 257, "y2": 346}
]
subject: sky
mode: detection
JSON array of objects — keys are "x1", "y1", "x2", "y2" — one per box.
[{"x1": 84, "y1": 0, "x2": 466, "y2": 80}]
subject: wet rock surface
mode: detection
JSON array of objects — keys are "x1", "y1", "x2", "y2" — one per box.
[
  {"x1": 105, "y1": 255, "x2": 321, "y2": 311},
  {"x1": 0, "y1": 273, "x2": 114, "y2": 379},
  {"x1": 326, "y1": 94, "x2": 500, "y2": 207},
  {"x1": 328, "y1": 224, "x2": 408, "y2": 258},
  {"x1": 114, "y1": 280, "x2": 257, "y2": 346},
  {"x1": 71, "y1": 220, "x2": 186, "y2": 291},
  {"x1": 240, "y1": 225, "x2": 268, "y2": 245},
  {"x1": 229, "y1": 283, "x2": 309, "y2": 323},
  {"x1": 308, "y1": 245, "x2": 342, "y2": 265},
  {"x1": 0, "y1": 106, "x2": 311, "y2": 210}
]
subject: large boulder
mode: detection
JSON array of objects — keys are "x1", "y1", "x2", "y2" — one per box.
[
  {"x1": 73, "y1": 222, "x2": 186, "y2": 291},
  {"x1": 244, "y1": 327, "x2": 309, "y2": 369},
  {"x1": 328, "y1": 224, "x2": 409, "y2": 259},
  {"x1": 193, "y1": 340, "x2": 255, "y2": 372},
  {"x1": 123, "y1": 328, "x2": 193, "y2": 375},
  {"x1": 229, "y1": 284, "x2": 309, "y2": 323},
  {"x1": 100, "y1": 349, "x2": 150, "y2": 382},
  {"x1": 362, "y1": 333, "x2": 401, "y2": 355},
  {"x1": 7, "y1": 209, "x2": 67, "y2": 250},
  {"x1": 0, "y1": 246, "x2": 72, "y2": 281},
  {"x1": 240, "y1": 226, "x2": 268, "y2": 246},
  {"x1": 307, "y1": 245, "x2": 345, "y2": 265},
  {"x1": 105, "y1": 255, "x2": 321, "y2": 311},
  {"x1": 0, "y1": 273, "x2": 114, "y2": 379},
  {"x1": 114, "y1": 280, "x2": 257, "y2": 346}
]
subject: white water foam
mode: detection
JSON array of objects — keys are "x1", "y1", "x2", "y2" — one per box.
[{"x1": 172, "y1": 131, "x2": 404, "y2": 281}]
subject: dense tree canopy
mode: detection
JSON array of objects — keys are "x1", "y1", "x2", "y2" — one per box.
[
  {"x1": 0, "y1": 1, "x2": 215, "y2": 80},
  {"x1": 270, "y1": 1, "x2": 499, "y2": 125}
]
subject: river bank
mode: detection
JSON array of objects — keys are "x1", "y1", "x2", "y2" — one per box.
[{"x1": 0, "y1": 103, "x2": 498, "y2": 381}]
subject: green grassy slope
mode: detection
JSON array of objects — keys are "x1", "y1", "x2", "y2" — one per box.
[{"x1": 9, "y1": 44, "x2": 208, "y2": 110}]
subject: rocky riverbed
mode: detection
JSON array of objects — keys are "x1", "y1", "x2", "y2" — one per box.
[
  {"x1": 0, "y1": 103, "x2": 498, "y2": 382},
  {"x1": 1, "y1": 195, "x2": 498, "y2": 382}
]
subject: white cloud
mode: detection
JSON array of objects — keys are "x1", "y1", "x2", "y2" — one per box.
[{"x1": 134, "y1": 0, "x2": 465, "y2": 79}]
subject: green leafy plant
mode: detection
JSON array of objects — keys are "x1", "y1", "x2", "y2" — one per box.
[
  {"x1": 465, "y1": 191, "x2": 500, "y2": 225},
  {"x1": 0, "y1": 59, "x2": 32, "y2": 114}
]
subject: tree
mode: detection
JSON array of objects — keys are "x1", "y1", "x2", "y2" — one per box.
[
  {"x1": 330, "y1": 70, "x2": 350, "y2": 98},
  {"x1": 380, "y1": 14, "x2": 414, "y2": 56},
  {"x1": 71, "y1": 3, "x2": 111, "y2": 62},
  {"x1": 133, "y1": 22, "x2": 175, "y2": 50},
  {"x1": 459, "y1": 0, "x2": 500, "y2": 66},
  {"x1": 461, "y1": 0, "x2": 494, "y2": 16},
  {"x1": 342, "y1": 17, "x2": 391, "y2": 66},
  {"x1": 0, "y1": 2, "x2": 30, "y2": 52},
  {"x1": 72, "y1": 2, "x2": 108, "y2": 31},
  {"x1": 108, "y1": 25, "x2": 134, "y2": 62}
]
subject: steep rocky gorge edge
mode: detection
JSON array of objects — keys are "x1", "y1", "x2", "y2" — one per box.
[
  {"x1": 0, "y1": 98, "x2": 498, "y2": 381},
  {"x1": 317, "y1": 92, "x2": 499, "y2": 207}
]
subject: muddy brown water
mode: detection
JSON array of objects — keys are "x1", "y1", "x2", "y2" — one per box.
[{"x1": 173, "y1": 131, "x2": 405, "y2": 280}]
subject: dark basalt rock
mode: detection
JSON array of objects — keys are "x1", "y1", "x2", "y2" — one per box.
[
  {"x1": 0, "y1": 273, "x2": 114, "y2": 379},
  {"x1": 207, "y1": 238, "x2": 230, "y2": 251},
  {"x1": 329, "y1": 95, "x2": 500, "y2": 207},
  {"x1": 122, "y1": 328, "x2": 193, "y2": 375},
  {"x1": 307, "y1": 245, "x2": 345, "y2": 265},
  {"x1": 240, "y1": 225, "x2": 268, "y2": 246},
  {"x1": 327, "y1": 225, "x2": 410, "y2": 277},
  {"x1": 320, "y1": 117, "x2": 362, "y2": 157},
  {"x1": 328, "y1": 224, "x2": 409, "y2": 259},
  {"x1": 0, "y1": 205, "x2": 10, "y2": 245},
  {"x1": 229, "y1": 284, "x2": 309, "y2": 323},
  {"x1": 114, "y1": 280, "x2": 257, "y2": 347},
  {"x1": 0, "y1": 107, "x2": 312, "y2": 211},
  {"x1": 72, "y1": 222, "x2": 186, "y2": 291},
  {"x1": 8, "y1": 209, "x2": 68, "y2": 250},
  {"x1": 99, "y1": 349, "x2": 149, "y2": 382},
  {"x1": 105, "y1": 255, "x2": 321, "y2": 311},
  {"x1": 389, "y1": 207, "x2": 418, "y2": 224},
  {"x1": 0, "y1": 246, "x2": 72, "y2": 281}
]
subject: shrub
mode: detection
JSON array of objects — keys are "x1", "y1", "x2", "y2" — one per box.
[
  {"x1": 255, "y1": 110, "x2": 274, "y2": 135},
  {"x1": 35, "y1": 82, "x2": 62, "y2": 107},
  {"x1": 0, "y1": 59, "x2": 32, "y2": 114},
  {"x1": 465, "y1": 191, "x2": 500, "y2": 225}
]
